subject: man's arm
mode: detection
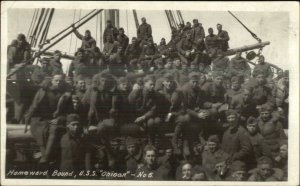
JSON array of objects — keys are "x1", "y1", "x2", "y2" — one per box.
[{"x1": 73, "y1": 28, "x2": 84, "y2": 40}]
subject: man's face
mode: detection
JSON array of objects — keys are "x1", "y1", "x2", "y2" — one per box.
[
  {"x1": 242, "y1": 89, "x2": 251, "y2": 101},
  {"x1": 208, "y1": 141, "x2": 218, "y2": 153},
  {"x1": 280, "y1": 144, "x2": 288, "y2": 158},
  {"x1": 231, "y1": 82, "x2": 240, "y2": 91},
  {"x1": 214, "y1": 76, "x2": 223, "y2": 86},
  {"x1": 165, "y1": 149, "x2": 173, "y2": 157},
  {"x1": 259, "y1": 164, "x2": 272, "y2": 179},
  {"x1": 85, "y1": 31, "x2": 91, "y2": 38},
  {"x1": 144, "y1": 150, "x2": 156, "y2": 166},
  {"x1": 160, "y1": 39, "x2": 166, "y2": 45},
  {"x1": 215, "y1": 162, "x2": 228, "y2": 176},
  {"x1": 227, "y1": 114, "x2": 238, "y2": 126},
  {"x1": 107, "y1": 22, "x2": 112, "y2": 27},
  {"x1": 260, "y1": 111, "x2": 271, "y2": 121},
  {"x1": 165, "y1": 61, "x2": 173, "y2": 69},
  {"x1": 117, "y1": 47, "x2": 123, "y2": 54},
  {"x1": 208, "y1": 29, "x2": 213, "y2": 35},
  {"x1": 232, "y1": 170, "x2": 246, "y2": 181},
  {"x1": 119, "y1": 29, "x2": 124, "y2": 35},
  {"x1": 119, "y1": 82, "x2": 129, "y2": 92},
  {"x1": 54, "y1": 53, "x2": 61, "y2": 61},
  {"x1": 77, "y1": 51, "x2": 83, "y2": 60},
  {"x1": 186, "y1": 22, "x2": 191, "y2": 28},
  {"x1": 190, "y1": 79, "x2": 199, "y2": 89},
  {"x1": 17, "y1": 39, "x2": 24, "y2": 47},
  {"x1": 99, "y1": 77, "x2": 111, "y2": 91},
  {"x1": 132, "y1": 38, "x2": 137, "y2": 45},
  {"x1": 282, "y1": 77, "x2": 289, "y2": 86},
  {"x1": 182, "y1": 164, "x2": 192, "y2": 180},
  {"x1": 127, "y1": 144, "x2": 137, "y2": 156},
  {"x1": 141, "y1": 18, "x2": 146, "y2": 23},
  {"x1": 256, "y1": 74, "x2": 265, "y2": 85},
  {"x1": 163, "y1": 80, "x2": 172, "y2": 90},
  {"x1": 76, "y1": 80, "x2": 86, "y2": 91},
  {"x1": 51, "y1": 75, "x2": 64, "y2": 89},
  {"x1": 67, "y1": 122, "x2": 82, "y2": 137},
  {"x1": 258, "y1": 56, "x2": 265, "y2": 64},
  {"x1": 217, "y1": 24, "x2": 222, "y2": 31},
  {"x1": 246, "y1": 124, "x2": 257, "y2": 134},
  {"x1": 144, "y1": 80, "x2": 155, "y2": 92}
]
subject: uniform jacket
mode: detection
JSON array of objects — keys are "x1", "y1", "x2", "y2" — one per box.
[
  {"x1": 137, "y1": 23, "x2": 152, "y2": 41},
  {"x1": 221, "y1": 125, "x2": 253, "y2": 163},
  {"x1": 217, "y1": 30, "x2": 230, "y2": 50}
]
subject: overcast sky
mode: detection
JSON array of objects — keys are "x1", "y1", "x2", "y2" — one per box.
[{"x1": 7, "y1": 8, "x2": 289, "y2": 70}]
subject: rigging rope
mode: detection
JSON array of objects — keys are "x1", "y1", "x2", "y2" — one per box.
[
  {"x1": 99, "y1": 11, "x2": 103, "y2": 50},
  {"x1": 42, "y1": 8, "x2": 55, "y2": 45},
  {"x1": 228, "y1": 11, "x2": 262, "y2": 43},
  {"x1": 45, "y1": 9, "x2": 96, "y2": 44},
  {"x1": 31, "y1": 8, "x2": 45, "y2": 46},
  {"x1": 75, "y1": 9, "x2": 82, "y2": 52},
  {"x1": 69, "y1": 9, "x2": 76, "y2": 53},
  {"x1": 165, "y1": 10, "x2": 173, "y2": 29},
  {"x1": 126, "y1": 10, "x2": 129, "y2": 38},
  {"x1": 29, "y1": 9, "x2": 39, "y2": 44},
  {"x1": 27, "y1": 9, "x2": 37, "y2": 39},
  {"x1": 36, "y1": 8, "x2": 50, "y2": 47},
  {"x1": 96, "y1": 13, "x2": 99, "y2": 45}
]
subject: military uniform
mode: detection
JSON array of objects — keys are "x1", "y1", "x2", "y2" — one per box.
[
  {"x1": 253, "y1": 62, "x2": 274, "y2": 79},
  {"x1": 117, "y1": 33, "x2": 129, "y2": 50},
  {"x1": 191, "y1": 23, "x2": 205, "y2": 50},
  {"x1": 103, "y1": 25, "x2": 119, "y2": 43},
  {"x1": 73, "y1": 30, "x2": 96, "y2": 52},
  {"x1": 217, "y1": 29, "x2": 230, "y2": 51},
  {"x1": 229, "y1": 56, "x2": 251, "y2": 79},
  {"x1": 221, "y1": 125, "x2": 252, "y2": 163},
  {"x1": 205, "y1": 34, "x2": 219, "y2": 56},
  {"x1": 137, "y1": 22, "x2": 152, "y2": 42},
  {"x1": 211, "y1": 56, "x2": 230, "y2": 76}
]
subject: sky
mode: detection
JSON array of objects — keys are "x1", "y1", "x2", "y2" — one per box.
[{"x1": 7, "y1": 8, "x2": 290, "y2": 70}]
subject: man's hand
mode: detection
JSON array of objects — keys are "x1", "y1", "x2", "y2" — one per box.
[
  {"x1": 135, "y1": 116, "x2": 146, "y2": 123},
  {"x1": 49, "y1": 118, "x2": 58, "y2": 125},
  {"x1": 274, "y1": 155, "x2": 282, "y2": 162}
]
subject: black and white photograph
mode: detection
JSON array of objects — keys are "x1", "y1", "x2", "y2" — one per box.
[{"x1": 1, "y1": 1, "x2": 299, "y2": 186}]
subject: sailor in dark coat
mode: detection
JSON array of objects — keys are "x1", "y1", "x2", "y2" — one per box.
[{"x1": 216, "y1": 23, "x2": 230, "y2": 51}]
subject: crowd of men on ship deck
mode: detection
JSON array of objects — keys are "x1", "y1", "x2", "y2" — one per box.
[{"x1": 6, "y1": 17, "x2": 289, "y2": 181}]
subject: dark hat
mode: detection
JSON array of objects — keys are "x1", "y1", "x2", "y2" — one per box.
[
  {"x1": 226, "y1": 109, "x2": 238, "y2": 117},
  {"x1": 258, "y1": 156, "x2": 273, "y2": 166},
  {"x1": 125, "y1": 137, "x2": 138, "y2": 146},
  {"x1": 17, "y1": 33, "x2": 26, "y2": 41},
  {"x1": 163, "y1": 73, "x2": 174, "y2": 81},
  {"x1": 259, "y1": 104, "x2": 273, "y2": 112},
  {"x1": 188, "y1": 72, "x2": 200, "y2": 81},
  {"x1": 207, "y1": 135, "x2": 220, "y2": 144},
  {"x1": 247, "y1": 116, "x2": 257, "y2": 125},
  {"x1": 66, "y1": 114, "x2": 80, "y2": 124},
  {"x1": 230, "y1": 161, "x2": 246, "y2": 172}
]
